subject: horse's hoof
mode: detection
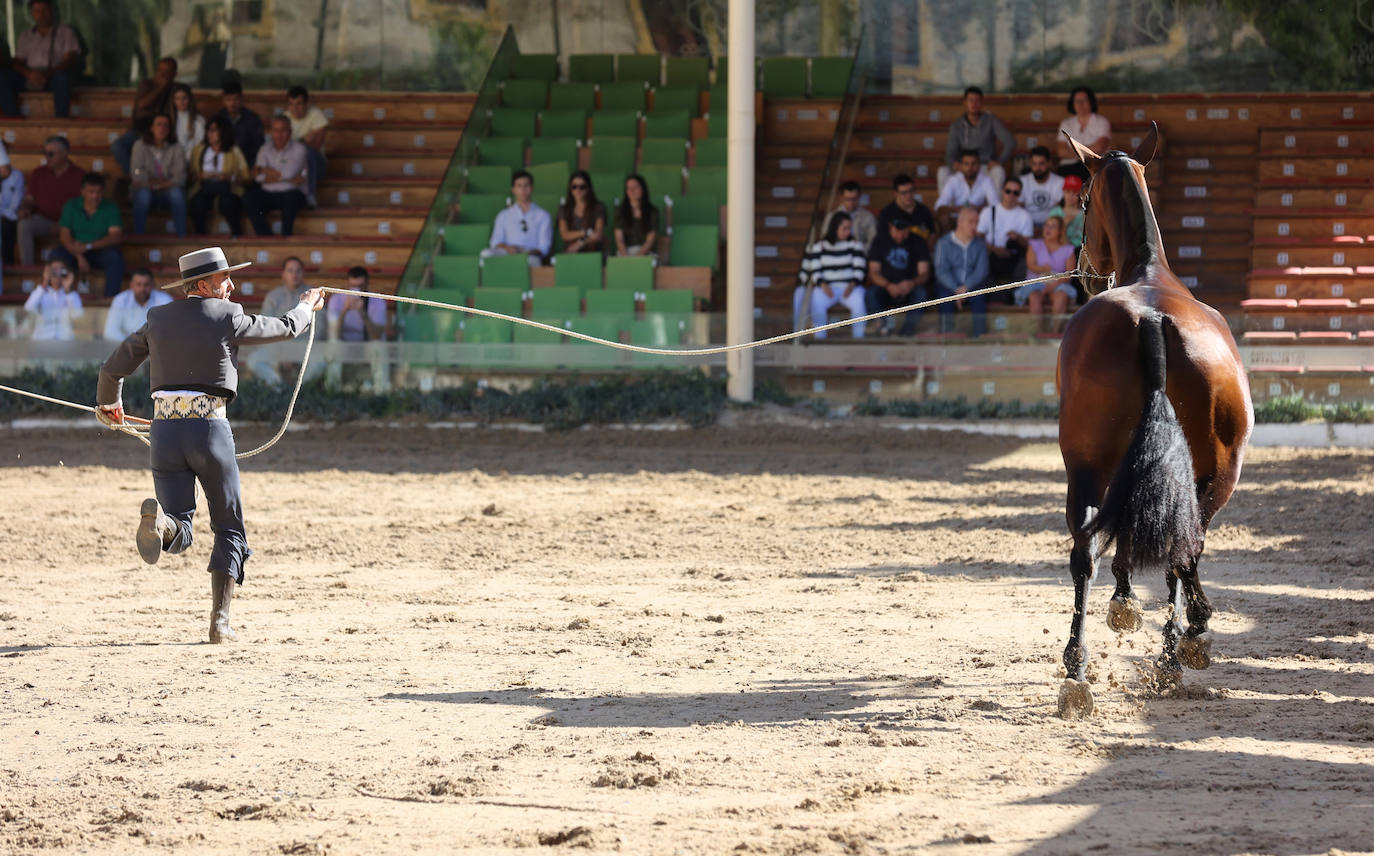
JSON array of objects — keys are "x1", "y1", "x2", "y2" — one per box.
[
  {"x1": 1178, "y1": 633, "x2": 1213, "y2": 670},
  {"x1": 1057, "y1": 679, "x2": 1095, "y2": 720},
  {"x1": 1106, "y1": 597, "x2": 1144, "y2": 634}
]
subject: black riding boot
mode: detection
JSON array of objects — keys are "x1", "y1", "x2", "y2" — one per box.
[{"x1": 209, "y1": 571, "x2": 239, "y2": 644}]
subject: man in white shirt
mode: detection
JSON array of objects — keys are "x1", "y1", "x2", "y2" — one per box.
[
  {"x1": 1019, "y1": 146, "x2": 1065, "y2": 228},
  {"x1": 821, "y1": 180, "x2": 878, "y2": 250},
  {"x1": 285, "y1": 85, "x2": 328, "y2": 208},
  {"x1": 934, "y1": 149, "x2": 997, "y2": 232},
  {"x1": 978, "y1": 177, "x2": 1034, "y2": 287},
  {"x1": 104, "y1": 268, "x2": 171, "y2": 341},
  {"x1": 483, "y1": 170, "x2": 552, "y2": 267},
  {"x1": 243, "y1": 115, "x2": 309, "y2": 237}
]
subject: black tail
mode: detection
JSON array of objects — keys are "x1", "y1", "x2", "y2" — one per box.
[{"x1": 1083, "y1": 313, "x2": 1202, "y2": 567}]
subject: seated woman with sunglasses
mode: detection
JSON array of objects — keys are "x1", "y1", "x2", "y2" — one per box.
[{"x1": 556, "y1": 171, "x2": 606, "y2": 254}]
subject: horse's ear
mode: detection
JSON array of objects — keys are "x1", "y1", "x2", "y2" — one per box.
[
  {"x1": 1063, "y1": 130, "x2": 1101, "y2": 173},
  {"x1": 1132, "y1": 121, "x2": 1159, "y2": 167}
]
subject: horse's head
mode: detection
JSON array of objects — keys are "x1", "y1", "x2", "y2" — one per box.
[{"x1": 1062, "y1": 122, "x2": 1160, "y2": 293}]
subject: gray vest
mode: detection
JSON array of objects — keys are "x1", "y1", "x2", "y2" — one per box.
[{"x1": 98, "y1": 296, "x2": 315, "y2": 405}]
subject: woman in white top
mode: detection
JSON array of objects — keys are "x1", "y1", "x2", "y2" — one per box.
[
  {"x1": 795, "y1": 212, "x2": 869, "y2": 339},
  {"x1": 23, "y1": 260, "x2": 83, "y2": 341},
  {"x1": 1056, "y1": 86, "x2": 1111, "y2": 181},
  {"x1": 170, "y1": 83, "x2": 206, "y2": 160}
]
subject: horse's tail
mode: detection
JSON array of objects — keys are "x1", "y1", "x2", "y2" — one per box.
[{"x1": 1083, "y1": 313, "x2": 1203, "y2": 567}]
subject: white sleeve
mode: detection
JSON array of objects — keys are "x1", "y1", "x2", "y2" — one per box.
[
  {"x1": 934, "y1": 180, "x2": 957, "y2": 209},
  {"x1": 976, "y1": 206, "x2": 992, "y2": 235}
]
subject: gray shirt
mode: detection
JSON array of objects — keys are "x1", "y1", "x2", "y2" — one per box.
[
  {"x1": 97, "y1": 296, "x2": 315, "y2": 405},
  {"x1": 944, "y1": 112, "x2": 1015, "y2": 166}
]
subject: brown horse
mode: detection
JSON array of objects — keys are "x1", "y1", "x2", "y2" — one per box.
[{"x1": 1055, "y1": 124, "x2": 1253, "y2": 718}]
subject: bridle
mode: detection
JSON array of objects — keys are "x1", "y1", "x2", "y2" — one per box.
[{"x1": 1075, "y1": 167, "x2": 1116, "y2": 291}]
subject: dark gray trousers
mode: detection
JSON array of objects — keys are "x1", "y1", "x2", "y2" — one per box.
[{"x1": 150, "y1": 418, "x2": 252, "y2": 584}]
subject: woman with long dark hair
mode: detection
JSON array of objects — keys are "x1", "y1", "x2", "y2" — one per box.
[
  {"x1": 557, "y1": 170, "x2": 606, "y2": 254},
  {"x1": 130, "y1": 113, "x2": 188, "y2": 236},
  {"x1": 794, "y1": 211, "x2": 868, "y2": 338},
  {"x1": 170, "y1": 83, "x2": 206, "y2": 161},
  {"x1": 614, "y1": 174, "x2": 658, "y2": 258}
]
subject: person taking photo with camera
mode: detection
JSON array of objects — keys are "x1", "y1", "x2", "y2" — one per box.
[{"x1": 23, "y1": 258, "x2": 83, "y2": 340}]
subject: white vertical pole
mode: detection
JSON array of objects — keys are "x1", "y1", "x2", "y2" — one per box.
[{"x1": 725, "y1": 0, "x2": 754, "y2": 402}]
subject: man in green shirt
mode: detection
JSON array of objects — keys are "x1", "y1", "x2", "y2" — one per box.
[{"x1": 53, "y1": 172, "x2": 125, "y2": 297}]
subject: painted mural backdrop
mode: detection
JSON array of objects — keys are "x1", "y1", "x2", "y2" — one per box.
[{"x1": 14, "y1": 0, "x2": 1374, "y2": 91}]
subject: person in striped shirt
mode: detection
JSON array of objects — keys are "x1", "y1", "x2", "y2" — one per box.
[{"x1": 794, "y1": 212, "x2": 869, "y2": 339}]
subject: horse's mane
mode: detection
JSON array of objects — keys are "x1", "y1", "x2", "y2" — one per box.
[{"x1": 1101, "y1": 151, "x2": 1164, "y2": 278}]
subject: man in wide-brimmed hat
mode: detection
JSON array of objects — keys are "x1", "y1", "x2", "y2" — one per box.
[{"x1": 95, "y1": 247, "x2": 324, "y2": 643}]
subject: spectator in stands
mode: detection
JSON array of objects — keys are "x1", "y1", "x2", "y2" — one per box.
[
  {"x1": 875, "y1": 174, "x2": 935, "y2": 248},
  {"x1": 1057, "y1": 86, "x2": 1111, "y2": 180},
  {"x1": 244, "y1": 115, "x2": 309, "y2": 237},
  {"x1": 112, "y1": 57, "x2": 178, "y2": 177},
  {"x1": 15, "y1": 134, "x2": 81, "y2": 265},
  {"x1": 0, "y1": 0, "x2": 80, "y2": 119},
  {"x1": 52, "y1": 172, "x2": 124, "y2": 298},
  {"x1": 285, "y1": 84, "x2": 328, "y2": 208},
  {"x1": 215, "y1": 78, "x2": 265, "y2": 171},
  {"x1": 865, "y1": 216, "x2": 932, "y2": 337},
  {"x1": 247, "y1": 256, "x2": 324, "y2": 384},
  {"x1": 557, "y1": 170, "x2": 607, "y2": 254},
  {"x1": 188, "y1": 116, "x2": 249, "y2": 237},
  {"x1": 130, "y1": 113, "x2": 189, "y2": 238},
  {"x1": 1020, "y1": 145, "x2": 1065, "y2": 228},
  {"x1": 1048, "y1": 175, "x2": 1084, "y2": 248},
  {"x1": 614, "y1": 174, "x2": 659, "y2": 258},
  {"x1": 977, "y1": 177, "x2": 1033, "y2": 291},
  {"x1": 0, "y1": 140, "x2": 22, "y2": 267},
  {"x1": 103, "y1": 267, "x2": 171, "y2": 341},
  {"x1": 795, "y1": 211, "x2": 868, "y2": 339},
  {"x1": 933, "y1": 206, "x2": 990, "y2": 338},
  {"x1": 170, "y1": 83, "x2": 206, "y2": 161},
  {"x1": 821, "y1": 180, "x2": 877, "y2": 250},
  {"x1": 938, "y1": 86, "x2": 1013, "y2": 195},
  {"x1": 327, "y1": 265, "x2": 388, "y2": 342},
  {"x1": 934, "y1": 149, "x2": 997, "y2": 233},
  {"x1": 482, "y1": 170, "x2": 552, "y2": 266},
  {"x1": 22, "y1": 259, "x2": 81, "y2": 340},
  {"x1": 1017, "y1": 214, "x2": 1078, "y2": 330}
]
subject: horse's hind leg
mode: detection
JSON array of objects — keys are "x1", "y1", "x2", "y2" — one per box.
[
  {"x1": 1058, "y1": 473, "x2": 1099, "y2": 719},
  {"x1": 1153, "y1": 566, "x2": 1185, "y2": 688},
  {"x1": 1106, "y1": 549, "x2": 1144, "y2": 633},
  {"x1": 1175, "y1": 552, "x2": 1215, "y2": 670}
]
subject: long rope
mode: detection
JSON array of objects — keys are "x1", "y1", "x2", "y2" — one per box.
[{"x1": 1, "y1": 267, "x2": 1109, "y2": 457}]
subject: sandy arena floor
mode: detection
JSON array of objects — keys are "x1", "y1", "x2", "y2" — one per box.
[{"x1": 1, "y1": 417, "x2": 1372, "y2": 855}]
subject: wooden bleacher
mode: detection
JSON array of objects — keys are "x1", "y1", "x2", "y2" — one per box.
[{"x1": 2, "y1": 86, "x2": 474, "y2": 301}]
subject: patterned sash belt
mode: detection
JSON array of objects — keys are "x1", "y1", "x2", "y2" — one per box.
[{"x1": 153, "y1": 394, "x2": 228, "y2": 421}]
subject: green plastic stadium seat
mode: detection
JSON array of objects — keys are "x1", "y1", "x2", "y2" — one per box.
[
  {"x1": 639, "y1": 165, "x2": 684, "y2": 199},
  {"x1": 441, "y1": 223, "x2": 491, "y2": 256},
  {"x1": 532, "y1": 285, "x2": 583, "y2": 316},
  {"x1": 526, "y1": 164, "x2": 569, "y2": 200},
  {"x1": 414, "y1": 287, "x2": 469, "y2": 308},
  {"x1": 761, "y1": 57, "x2": 808, "y2": 98},
  {"x1": 538, "y1": 109, "x2": 587, "y2": 139},
  {"x1": 514, "y1": 318, "x2": 566, "y2": 345},
  {"x1": 643, "y1": 110, "x2": 690, "y2": 140},
  {"x1": 584, "y1": 289, "x2": 635, "y2": 316},
  {"x1": 570, "y1": 54, "x2": 615, "y2": 83},
  {"x1": 465, "y1": 165, "x2": 511, "y2": 194},
  {"x1": 479, "y1": 255, "x2": 532, "y2": 291},
  {"x1": 473, "y1": 286, "x2": 524, "y2": 316},
  {"x1": 599, "y1": 81, "x2": 648, "y2": 111},
  {"x1": 665, "y1": 56, "x2": 710, "y2": 88},
  {"x1": 430, "y1": 258, "x2": 481, "y2": 299},
  {"x1": 809, "y1": 57, "x2": 853, "y2": 98},
  {"x1": 616, "y1": 54, "x2": 662, "y2": 86},
  {"x1": 630, "y1": 316, "x2": 679, "y2": 347},
  {"x1": 529, "y1": 137, "x2": 580, "y2": 170},
  {"x1": 640, "y1": 138, "x2": 688, "y2": 167},
  {"x1": 479, "y1": 137, "x2": 526, "y2": 170},
  {"x1": 511, "y1": 53, "x2": 559, "y2": 81},
  {"x1": 568, "y1": 315, "x2": 625, "y2": 344},
  {"x1": 550, "y1": 82, "x2": 597, "y2": 111},
  {"x1": 552, "y1": 253, "x2": 603, "y2": 294},
  {"x1": 604, "y1": 256, "x2": 653, "y2": 291},
  {"x1": 651, "y1": 86, "x2": 700, "y2": 115},
  {"x1": 462, "y1": 315, "x2": 513, "y2": 344},
  {"x1": 533, "y1": 194, "x2": 564, "y2": 225},
  {"x1": 670, "y1": 195, "x2": 718, "y2": 227},
  {"x1": 502, "y1": 79, "x2": 549, "y2": 110},
  {"x1": 644, "y1": 288, "x2": 695, "y2": 314},
  {"x1": 489, "y1": 108, "x2": 536, "y2": 139},
  {"x1": 707, "y1": 83, "x2": 727, "y2": 114},
  {"x1": 589, "y1": 137, "x2": 637, "y2": 172},
  {"x1": 458, "y1": 193, "x2": 509, "y2": 225},
  {"x1": 667, "y1": 224, "x2": 719, "y2": 269},
  {"x1": 693, "y1": 138, "x2": 727, "y2": 167},
  {"x1": 590, "y1": 110, "x2": 640, "y2": 139},
  {"x1": 591, "y1": 170, "x2": 629, "y2": 201},
  {"x1": 401, "y1": 308, "x2": 457, "y2": 343},
  {"x1": 706, "y1": 112, "x2": 728, "y2": 138},
  {"x1": 685, "y1": 165, "x2": 727, "y2": 201}
]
